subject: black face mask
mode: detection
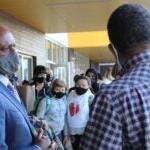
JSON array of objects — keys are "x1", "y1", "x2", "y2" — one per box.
[
  {"x1": 53, "y1": 91, "x2": 66, "y2": 99},
  {"x1": 46, "y1": 74, "x2": 54, "y2": 82},
  {"x1": 75, "y1": 87, "x2": 88, "y2": 95},
  {"x1": 91, "y1": 79, "x2": 96, "y2": 84},
  {"x1": 35, "y1": 77, "x2": 45, "y2": 83}
]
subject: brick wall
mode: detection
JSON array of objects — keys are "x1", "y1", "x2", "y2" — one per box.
[{"x1": 0, "y1": 11, "x2": 47, "y2": 66}]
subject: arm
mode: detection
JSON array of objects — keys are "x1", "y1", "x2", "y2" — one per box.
[
  {"x1": 63, "y1": 112, "x2": 69, "y2": 136},
  {"x1": 80, "y1": 95, "x2": 122, "y2": 150},
  {"x1": 0, "y1": 102, "x2": 39, "y2": 150},
  {"x1": 88, "y1": 94, "x2": 94, "y2": 105},
  {"x1": 63, "y1": 97, "x2": 70, "y2": 146},
  {"x1": 0, "y1": 101, "x2": 8, "y2": 150},
  {"x1": 63, "y1": 96, "x2": 69, "y2": 136}
]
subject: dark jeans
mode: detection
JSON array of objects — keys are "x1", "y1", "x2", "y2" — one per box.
[
  {"x1": 71, "y1": 135, "x2": 82, "y2": 150},
  {"x1": 57, "y1": 131, "x2": 64, "y2": 142}
]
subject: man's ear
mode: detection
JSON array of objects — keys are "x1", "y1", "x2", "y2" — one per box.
[{"x1": 108, "y1": 44, "x2": 119, "y2": 64}]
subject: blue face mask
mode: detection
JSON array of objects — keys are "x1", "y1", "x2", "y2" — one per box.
[{"x1": 0, "y1": 51, "x2": 19, "y2": 76}]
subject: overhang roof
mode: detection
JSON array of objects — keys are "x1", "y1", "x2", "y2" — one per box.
[{"x1": 0, "y1": 0, "x2": 149, "y2": 62}]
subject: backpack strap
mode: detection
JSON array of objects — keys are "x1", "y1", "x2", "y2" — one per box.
[
  {"x1": 63, "y1": 95, "x2": 67, "y2": 107},
  {"x1": 45, "y1": 95, "x2": 67, "y2": 115},
  {"x1": 45, "y1": 96, "x2": 51, "y2": 115}
]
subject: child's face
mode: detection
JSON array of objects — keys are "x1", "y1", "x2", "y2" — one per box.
[
  {"x1": 87, "y1": 72, "x2": 96, "y2": 82},
  {"x1": 75, "y1": 79, "x2": 89, "y2": 89},
  {"x1": 37, "y1": 73, "x2": 47, "y2": 78},
  {"x1": 35, "y1": 73, "x2": 47, "y2": 84},
  {"x1": 54, "y1": 87, "x2": 66, "y2": 93}
]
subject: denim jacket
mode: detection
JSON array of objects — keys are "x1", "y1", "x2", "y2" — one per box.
[{"x1": 36, "y1": 96, "x2": 67, "y2": 135}]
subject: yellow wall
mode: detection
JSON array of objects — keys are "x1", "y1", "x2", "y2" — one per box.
[
  {"x1": 68, "y1": 31, "x2": 109, "y2": 48},
  {"x1": 68, "y1": 31, "x2": 113, "y2": 62}
]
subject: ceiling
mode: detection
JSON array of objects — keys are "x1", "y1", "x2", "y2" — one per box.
[{"x1": 0, "y1": 0, "x2": 149, "y2": 63}]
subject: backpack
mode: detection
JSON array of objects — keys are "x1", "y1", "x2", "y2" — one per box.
[
  {"x1": 32, "y1": 95, "x2": 67, "y2": 116},
  {"x1": 44, "y1": 95, "x2": 67, "y2": 115},
  {"x1": 30, "y1": 96, "x2": 66, "y2": 150},
  {"x1": 30, "y1": 95, "x2": 51, "y2": 116}
]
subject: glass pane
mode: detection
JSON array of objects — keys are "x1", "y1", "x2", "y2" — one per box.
[
  {"x1": 48, "y1": 42, "x2": 53, "y2": 61},
  {"x1": 22, "y1": 57, "x2": 32, "y2": 81},
  {"x1": 16, "y1": 55, "x2": 23, "y2": 81},
  {"x1": 54, "y1": 66, "x2": 67, "y2": 84}
]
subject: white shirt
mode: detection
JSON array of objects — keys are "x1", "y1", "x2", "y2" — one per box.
[
  {"x1": 0, "y1": 74, "x2": 9, "y2": 87},
  {"x1": 0, "y1": 74, "x2": 21, "y2": 103},
  {"x1": 67, "y1": 89, "x2": 94, "y2": 135}
]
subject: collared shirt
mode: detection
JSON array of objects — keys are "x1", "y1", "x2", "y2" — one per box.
[
  {"x1": 80, "y1": 51, "x2": 150, "y2": 150},
  {"x1": 0, "y1": 74, "x2": 41, "y2": 150},
  {"x1": 0, "y1": 74, "x2": 21, "y2": 103},
  {"x1": 0, "y1": 74, "x2": 9, "y2": 87}
]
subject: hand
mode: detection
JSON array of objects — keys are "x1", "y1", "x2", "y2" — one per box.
[
  {"x1": 49, "y1": 141, "x2": 56, "y2": 150},
  {"x1": 35, "y1": 83, "x2": 44, "y2": 92},
  {"x1": 63, "y1": 135, "x2": 70, "y2": 146},
  {"x1": 41, "y1": 120, "x2": 49, "y2": 130},
  {"x1": 35, "y1": 128, "x2": 51, "y2": 150}
]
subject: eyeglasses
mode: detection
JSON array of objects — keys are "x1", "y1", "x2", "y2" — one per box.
[{"x1": 0, "y1": 44, "x2": 16, "y2": 54}]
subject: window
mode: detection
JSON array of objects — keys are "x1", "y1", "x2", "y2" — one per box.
[
  {"x1": 99, "y1": 63, "x2": 115, "y2": 76},
  {"x1": 17, "y1": 54, "x2": 33, "y2": 81},
  {"x1": 46, "y1": 40, "x2": 68, "y2": 64},
  {"x1": 46, "y1": 40, "x2": 68, "y2": 85}
]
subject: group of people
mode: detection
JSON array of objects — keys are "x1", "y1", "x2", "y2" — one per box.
[
  {"x1": 26, "y1": 65, "x2": 99, "y2": 150},
  {"x1": 1, "y1": 3, "x2": 150, "y2": 150}
]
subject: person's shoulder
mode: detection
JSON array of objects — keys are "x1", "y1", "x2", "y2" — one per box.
[
  {"x1": 97, "y1": 78, "x2": 127, "y2": 94},
  {"x1": 68, "y1": 86, "x2": 75, "y2": 93},
  {"x1": 97, "y1": 74, "x2": 139, "y2": 100},
  {"x1": 68, "y1": 89, "x2": 76, "y2": 96},
  {"x1": 87, "y1": 89, "x2": 94, "y2": 96},
  {"x1": 97, "y1": 72, "x2": 150, "y2": 101}
]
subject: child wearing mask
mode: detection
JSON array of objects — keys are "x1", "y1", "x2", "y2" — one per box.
[
  {"x1": 30, "y1": 65, "x2": 53, "y2": 116},
  {"x1": 64, "y1": 75, "x2": 94, "y2": 150},
  {"x1": 35, "y1": 79, "x2": 67, "y2": 142}
]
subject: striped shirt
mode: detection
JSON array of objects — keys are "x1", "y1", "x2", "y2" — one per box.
[{"x1": 80, "y1": 51, "x2": 150, "y2": 150}]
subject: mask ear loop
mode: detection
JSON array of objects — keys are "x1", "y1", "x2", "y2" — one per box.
[
  {"x1": 112, "y1": 44, "x2": 123, "y2": 71},
  {"x1": 108, "y1": 44, "x2": 123, "y2": 77},
  {"x1": 108, "y1": 44, "x2": 119, "y2": 65}
]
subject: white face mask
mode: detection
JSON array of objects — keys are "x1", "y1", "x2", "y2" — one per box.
[{"x1": 0, "y1": 51, "x2": 19, "y2": 76}]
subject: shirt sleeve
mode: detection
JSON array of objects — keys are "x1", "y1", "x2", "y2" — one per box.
[
  {"x1": 0, "y1": 100, "x2": 8, "y2": 149},
  {"x1": 0, "y1": 96, "x2": 40, "y2": 150},
  {"x1": 64, "y1": 96, "x2": 69, "y2": 136},
  {"x1": 88, "y1": 94, "x2": 94, "y2": 105},
  {"x1": 80, "y1": 94, "x2": 122, "y2": 150}
]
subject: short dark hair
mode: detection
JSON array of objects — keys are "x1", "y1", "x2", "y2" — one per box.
[
  {"x1": 85, "y1": 68, "x2": 98, "y2": 80},
  {"x1": 33, "y1": 65, "x2": 47, "y2": 77},
  {"x1": 75, "y1": 75, "x2": 91, "y2": 86},
  {"x1": 107, "y1": 4, "x2": 150, "y2": 53},
  {"x1": 73, "y1": 74, "x2": 80, "y2": 82}
]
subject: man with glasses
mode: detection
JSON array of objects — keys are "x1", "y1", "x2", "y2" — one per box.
[{"x1": 0, "y1": 26, "x2": 50, "y2": 150}]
